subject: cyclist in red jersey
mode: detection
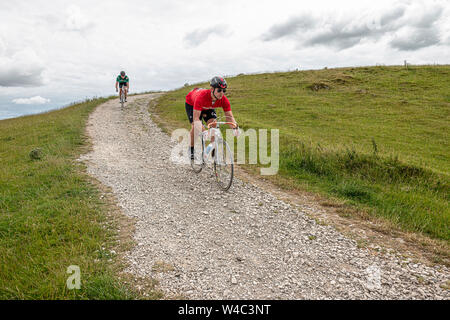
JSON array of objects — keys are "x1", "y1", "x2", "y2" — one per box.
[{"x1": 185, "y1": 76, "x2": 238, "y2": 159}]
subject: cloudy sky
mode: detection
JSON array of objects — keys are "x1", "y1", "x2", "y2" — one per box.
[{"x1": 0, "y1": 0, "x2": 449, "y2": 119}]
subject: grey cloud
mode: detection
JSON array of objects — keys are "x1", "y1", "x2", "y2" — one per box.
[
  {"x1": 410, "y1": 6, "x2": 443, "y2": 28},
  {"x1": 390, "y1": 27, "x2": 441, "y2": 51},
  {"x1": 261, "y1": 13, "x2": 383, "y2": 50},
  {"x1": 305, "y1": 24, "x2": 372, "y2": 49},
  {"x1": 261, "y1": 15, "x2": 316, "y2": 41},
  {"x1": 261, "y1": 3, "x2": 446, "y2": 51},
  {"x1": 0, "y1": 49, "x2": 46, "y2": 87},
  {"x1": 388, "y1": 5, "x2": 445, "y2": 51},
  {"x1": 184, "y1": 24, "x2": 231, "y2": 48},
  {"x1": 306, "y1": 35, "x2": 362, "y2": 50},
  {"x1": 0, "y1": 69, "x2": 45, "y2": 87},
  {"x1": 379, "y1": 6, "x2": 406, "y2": 27}
]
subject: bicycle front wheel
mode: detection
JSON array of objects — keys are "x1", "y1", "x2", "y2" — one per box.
[{"x1": 214, "y1": 139, "x2": 234, "y2": 191}]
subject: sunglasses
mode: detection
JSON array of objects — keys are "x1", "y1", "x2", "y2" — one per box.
[{"x1": 216, "y1": 88, "x2": 226, "y2": 93}]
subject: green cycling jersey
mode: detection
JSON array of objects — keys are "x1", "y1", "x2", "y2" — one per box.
[{"x1": 116, "y1": 75, "x2": 129, "y2": 84}]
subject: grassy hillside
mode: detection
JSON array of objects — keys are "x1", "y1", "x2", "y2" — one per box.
[
  {"x1": 152, "y1": 65, "x2": 449, "y2": 242},
  {"x1": 0, "y1": 98, "x2": 158, "y2": 299}
]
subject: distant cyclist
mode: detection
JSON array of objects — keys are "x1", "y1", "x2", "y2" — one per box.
[
  {"x1": 115, "y1": 71, "x2": 129, "y2": 102},
  {"x1": 185, "y1": 76, "x2": 238, "y2": 160}
]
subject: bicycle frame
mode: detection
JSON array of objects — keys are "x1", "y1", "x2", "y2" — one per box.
[
  {"x1": 119, "y1": 85, "x2": 128, "y2": 107},
  {"x1": 206, "y1": 122, "x2": 232, "y2": 162},
  {"x1": 193, "y1": 121, "x2": 236, "y2": 166},
  {"x1": 191, "y1": 120, "x2": 236, "y2": 190}
]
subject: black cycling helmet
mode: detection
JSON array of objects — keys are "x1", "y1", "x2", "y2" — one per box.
[
  {"x1": 120, "y1": 71, "x2": 125, "y2": 76},
  {"x1": 210, "y1": 76, "x2": 227, "y2": 89}
]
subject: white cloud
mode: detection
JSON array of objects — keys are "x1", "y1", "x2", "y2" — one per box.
[
  {"x1": 0, "y1": 37, "x2": 5, "y2": 55},
  {"x1": 12, "y1": 96, "x2": 50, "y2": 105},
  {"x1": 64, "y1": 5, "x2": 94, "y2": 32}
]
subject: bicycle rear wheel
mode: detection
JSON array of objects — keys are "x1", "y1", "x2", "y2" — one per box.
[{"x1": 214, "y1": 139, "x2": 233, "y2": 191}]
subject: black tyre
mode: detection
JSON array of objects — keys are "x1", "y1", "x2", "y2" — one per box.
[
  {"x1": 120, "y1": 92, "x2": 125, "y2": 108},
  {"x1": 213, "y1": 139, "x2": 234, "y2": 191}
]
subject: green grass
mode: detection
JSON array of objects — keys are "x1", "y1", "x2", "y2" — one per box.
[
  {"x1": 0, "y1": 98, "x2": 149, "y2": 299},
  {"x1": 152, "y1": 65, "x2": 450, "y2": 242}
]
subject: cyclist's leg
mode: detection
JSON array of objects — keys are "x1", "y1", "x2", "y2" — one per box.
[
  {"x1": 186, "y1": 103, "x2": 202, "y2": 159},
  {"x1": 124, "y1": 84, "x2": 128, "y2": 101},
  {"x1": 187, "y1": 108, "x2": 205, "y2": 142},
  {"x1": 203, "y1": 109, "x2": 217, "y2": 125},
  {"x1": 202, "y1": 110, "x2": 217, "y2": 157},
  {"x1": 203, "y1": 109, "x2": 218, "y2": 143},
  {"x1": 185, "y1": 103, "x2": 195, "y2": 148}
]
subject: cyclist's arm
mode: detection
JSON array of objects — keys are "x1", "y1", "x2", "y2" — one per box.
[
  {"x1": 115, "y1": 81, "x2": 119, "y2": 90},
  {"x1": 224, "y1": 110, "x2": 237, "y2": 128}
]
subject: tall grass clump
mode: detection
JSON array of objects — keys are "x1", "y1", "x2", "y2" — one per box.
[{"x1": 280, "y1": 141, "x2": 449, "y2": 240}]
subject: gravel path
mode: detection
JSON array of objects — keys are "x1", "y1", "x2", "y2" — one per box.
[{"x1": 80, "y1": 94, "x2": 449, "y2": 300}]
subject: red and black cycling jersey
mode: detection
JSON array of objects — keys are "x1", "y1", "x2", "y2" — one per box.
[{"x1": 185, "y1": 88, "x2": 231, "y2": 112}]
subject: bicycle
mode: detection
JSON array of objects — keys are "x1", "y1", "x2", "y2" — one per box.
[
  {"x1": 191, "y1": 119, "x2": 237, "y2": 191},
  {"x1": 119, "y1": 86, "x2": 127, "y2": 108}
]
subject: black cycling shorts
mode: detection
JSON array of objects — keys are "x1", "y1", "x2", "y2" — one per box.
[
  {"x1": 119, "y1": 83, "x2": 128, "y2": 88},
  {"x1": 185, "y1": 103, "x2": 217, "y2": 124}
]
